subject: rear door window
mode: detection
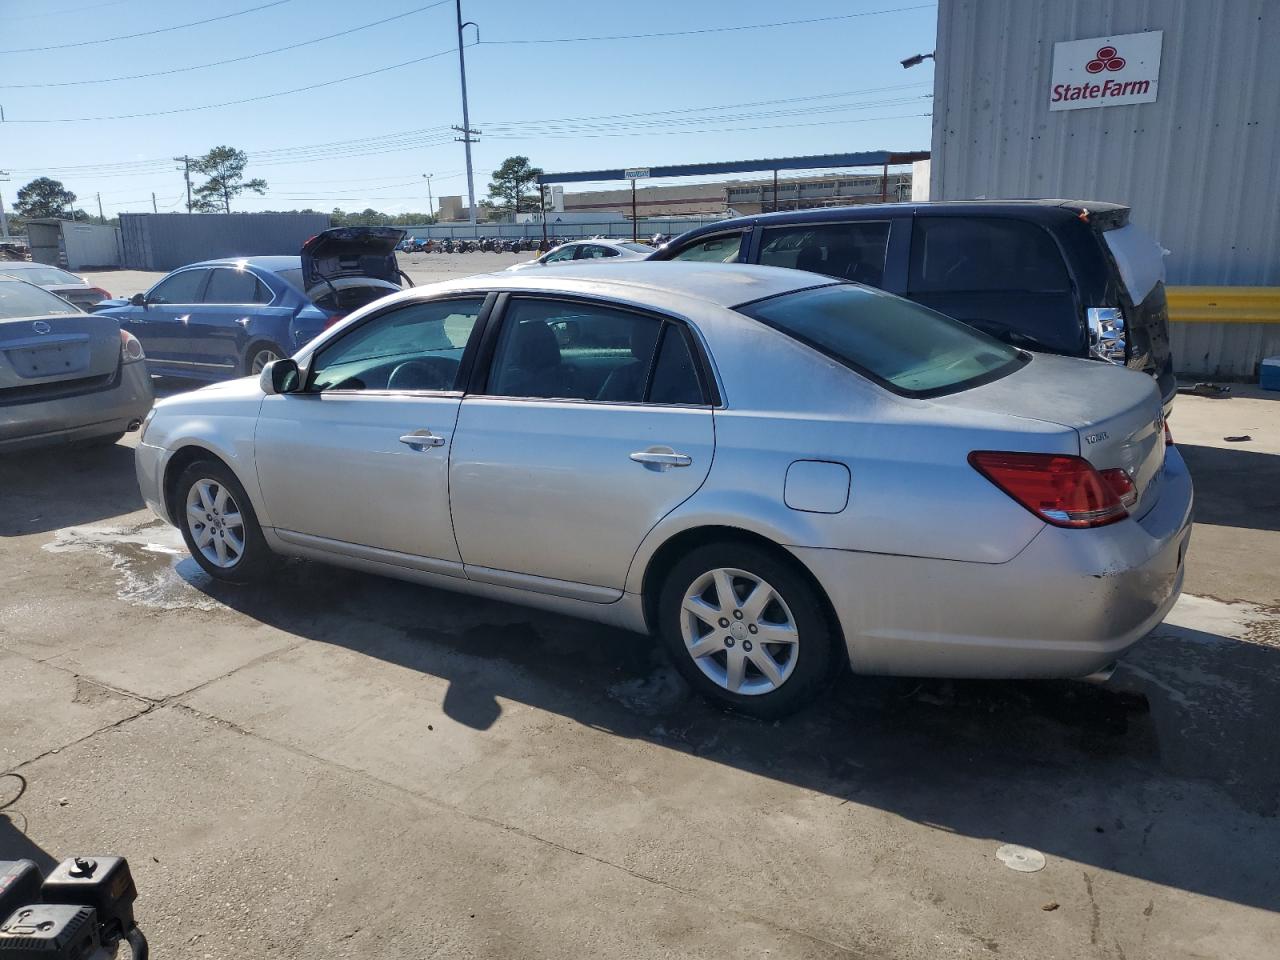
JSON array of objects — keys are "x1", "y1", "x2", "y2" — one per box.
[
  {"x1": 908, "y1": 218, "x2": 1070, "y2": 293},
  {"x1": 203, "y1": 268, "x2": 270, "y2": 304},
  {"x1": 669, "y1": 233, "x2": 744, "y2": 263},
  {"x1": 759, "y1": 221, "x2": 891, "y2": 286}
]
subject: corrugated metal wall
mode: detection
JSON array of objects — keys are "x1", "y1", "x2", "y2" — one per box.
[
  {"x1": 931, "y1": 0, "x2": 1280, "y2": 377},
  {"x1": 120, "y1": 213, "x2": 330, "y2": 271}
]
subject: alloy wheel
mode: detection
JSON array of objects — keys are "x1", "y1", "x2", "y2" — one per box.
[
  {"x1": 250, "y1": 348, "x2": 280, "y2": 375},
  {"x1": 185, "y1": 479, "x2": 246, "y2": 569},
  {"x1": 680, "y1": 567, "x2": 799, "y2": 695}
]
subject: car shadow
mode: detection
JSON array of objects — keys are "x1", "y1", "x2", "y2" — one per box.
[
  {"x1": 1178, "y1": 443, "x2": 1280, "y2": 532},
  {"x1": 0, "y1": 774, "x2": 57, "y2": 873},
  {"x1": 0, "y1": 442, "x2": 143, "y2": 536},
  {"x1": 185, "y1": 554, "x2": 1280, "y2": 915}
]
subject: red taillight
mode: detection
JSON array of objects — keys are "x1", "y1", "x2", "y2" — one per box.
[
  {"x1": 86, "y1": 286, "x2": 112, "y2": 300},
  {"x1": 323, "y1": 313, "x2": 347, "y2": 329},
  {"x1": 968, "y1": 451, "x2": 1129, "y2": 528},
  {"x1": 1098, "y1": 467, "x2": 1138, "y2": 508},
  {"x1": 119, "y1": 328, "x2": 145, "y2": 363},
  {"x1": 1164, "y1": 420, "x2": 1173, "y2": 447}
]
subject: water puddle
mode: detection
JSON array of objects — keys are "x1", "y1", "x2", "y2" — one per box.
[{"x1": 43, "y1": 519, "x2": 222, "y2": 612}]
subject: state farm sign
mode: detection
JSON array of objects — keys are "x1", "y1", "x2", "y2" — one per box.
[{"x1": 1050, "y1": 31, "x2": 1162, "y2": 111}]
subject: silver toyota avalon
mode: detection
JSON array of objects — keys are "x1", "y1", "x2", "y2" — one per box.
[{"x1": 135, "y1": 262, "x2": 1192, "y2": 717}]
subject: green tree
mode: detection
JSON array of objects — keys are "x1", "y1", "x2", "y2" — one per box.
[
  {"x1": 190, "y1": 146, "x2": 267, "y2": 213},
  {"x1": 15, "y1": 177, "x2": 86, "y2": 220},
  {"x1": 486, "y1": 156, "x2": 543, "y2": 215}
]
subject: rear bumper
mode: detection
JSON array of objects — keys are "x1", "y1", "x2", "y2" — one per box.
[
  {"x1": 0, "y1": 362, "x2": 154, "y2": 452},
  {"x1": 793, "y1": 446, "x2": 1194, "y2": 679}
]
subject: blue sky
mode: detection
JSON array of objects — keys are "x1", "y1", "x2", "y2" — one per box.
[{"x1": 0, "y1": 0, "x2": 937, "y2": 217}]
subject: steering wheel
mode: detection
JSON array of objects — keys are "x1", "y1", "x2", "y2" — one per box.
[{"x1": 386, "y1": 357, "x2": 459, "y2": 391}]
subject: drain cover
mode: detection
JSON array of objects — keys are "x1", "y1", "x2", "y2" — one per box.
[{"x1": 996, "y1": 844, "x2": 1046, "y2": 873}]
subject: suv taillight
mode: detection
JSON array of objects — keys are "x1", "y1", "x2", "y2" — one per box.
[
  {"x1": 969, "y1": 451, "x2": 1129, "y2": 528},
  {"x1": 1087, "y1": 307, "x2": 1126, "y2": 363}
]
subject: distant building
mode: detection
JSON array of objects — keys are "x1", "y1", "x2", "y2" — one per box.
[{"x1": 555, "y1": 171, "x2": 912, "y2": 219}]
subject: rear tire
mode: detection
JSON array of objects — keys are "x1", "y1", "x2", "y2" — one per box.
[
  {"x1": 657, "y1": 542, "x2": 838, "y2": 720},
  {"x1": 175, "y1": 459, "x2": 272, "y2": 584},
  {"x1": 244, "y1": 342, "x2": 285, "y2": 377}
]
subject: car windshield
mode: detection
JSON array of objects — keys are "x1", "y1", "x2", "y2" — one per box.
[
  {"x1": 737, "y1": 283, "x2": 1025, "y2": 396},
  {"x1": 6, "y1": 265, "x2": 82, "y2": 286},
  {"x1": 619, "y1": 242, "x2": 651, "y2": 254},
  {"x1": 0, "y1": 279, "x2": 84, "y2": 318}
]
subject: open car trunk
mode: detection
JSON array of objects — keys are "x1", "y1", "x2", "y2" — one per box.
[{"x1": 300, "y1": 226, "x2": 406, "y2": 291}]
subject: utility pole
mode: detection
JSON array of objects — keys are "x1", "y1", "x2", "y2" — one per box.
[
  {"x1": 151, "y1": 193, "x2": 157, "y2": 213},
  {"x1": 96, "y1": 192, "x2": 105, "y2": 223},
  {"x1": 422, "y1": 173, "x2": 434, "y2": 222},
  {"x1": 0, "y1": 170, "x2": 10, "y2": 240},
  {"x1": 174, "y1": 155, "x2": 193, "y2": 212},
  {"x1": 454, "y1": 0, "x2": 480, "y2": 226}
]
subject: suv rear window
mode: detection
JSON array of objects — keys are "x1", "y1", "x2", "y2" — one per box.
[
  {"x1": 909, "y1": 217, "x2": 1070, "y2": 293},
  {"x1": 737, "y1": 283, "x2": 1025, "y2": 397}
]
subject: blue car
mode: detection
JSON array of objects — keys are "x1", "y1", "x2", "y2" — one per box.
[{"x1": 93, "y1": 227, "x2": 406, "y2": 380}]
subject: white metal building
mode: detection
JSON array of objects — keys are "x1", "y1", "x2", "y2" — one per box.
[{"x1": 930, "y1": 0, "x2": 1280, "y2": 378}]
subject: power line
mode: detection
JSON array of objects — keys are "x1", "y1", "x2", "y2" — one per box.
[
  {"x1": 1, "y1": 47, "x2": 464, "y2": 123},
  {"x1": 479, "y1": 4, "x2": 936, "y2": 46},
  {"x1": 485, "y1": 111, "x2": 933, "y2": 142},
  {"x1": 0, "y1": 2, "x2": 452, "y2": 89},
  {"x1": 0, "y1": 0, "x2": 295, "y2": 54}
]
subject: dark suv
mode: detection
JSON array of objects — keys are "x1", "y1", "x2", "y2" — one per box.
[{"x1": 650, "y1": 201, "x2": 1175, "y2": 412}]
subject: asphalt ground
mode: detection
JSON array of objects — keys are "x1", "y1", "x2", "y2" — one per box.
[{"x1": 2, "y1": 279, "x2": 1279, "y2": 957}]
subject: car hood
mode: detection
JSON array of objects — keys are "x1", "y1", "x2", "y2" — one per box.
[
  {"x1": 300, "y1": 226, "x2": 406, "y2": 289},
  {"x1": 90, "y1": 297, "x2": 130, "y2": 312}
]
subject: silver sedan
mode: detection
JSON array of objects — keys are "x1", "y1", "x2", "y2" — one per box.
[
  {"x1": 506, "y1": 238, "x2": 652, "y2": 271},
  {"x1": 134, "y1": 263, "x2": 1192, "y2": 717}
]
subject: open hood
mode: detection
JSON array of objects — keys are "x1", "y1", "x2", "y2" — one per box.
[{"x1": 300, "y1": 226, "x2": 406, "y2": 289}]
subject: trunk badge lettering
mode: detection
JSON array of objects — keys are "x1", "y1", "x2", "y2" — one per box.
[
  {"x1": 1085, "y1": 431, "x2": 1109, "y2": 445},
  {"x1": 32, "y1": 320, "x2": 52, "y2": 335}
]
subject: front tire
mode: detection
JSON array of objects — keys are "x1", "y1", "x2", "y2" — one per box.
[
  {"x1": 175, "y1": 459, "x2": 271, "y2": 583},
  {"x1": 657, "y1": 542, "x2": 838, "y2": 719}
]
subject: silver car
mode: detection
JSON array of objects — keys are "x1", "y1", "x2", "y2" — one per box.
[
  {"x1": 0, "y1": 261, "x2": 113, "y2": 311},
  {"x1": 506, "y1": 239, "x2": 652, "y2": 271},
  {"x1": 1, "y1": 276, "x2": 153, "y2": 451},
  {"x1": 134, "y1": 263, "x2": 1192, "y2": 717}
]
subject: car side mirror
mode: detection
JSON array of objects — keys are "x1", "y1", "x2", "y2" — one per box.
[
  {"x1": 130, "y1": 293, "x2": 146, "y2": 306},
  {"x1": 259, "y1": 357, "x2": 301, "y2": 395}
]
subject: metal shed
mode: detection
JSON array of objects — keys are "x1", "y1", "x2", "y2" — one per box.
[
  {"x1": 931, "y1": 0, "x2": 1280, "y2": 378},
  {"x1": 120, "y1": 212, "x2": 330, "y2": 272},
  {"x1": 25, "y1": 219, "x2": 123, "y2": 270}
]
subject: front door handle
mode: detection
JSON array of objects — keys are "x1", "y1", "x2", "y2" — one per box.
[
  {"x1": 399, "y1": 431, "x2": 446, "y2": 450},
  {"x1": 630, "y1": 449, "x2": 693, "y2": 469}
]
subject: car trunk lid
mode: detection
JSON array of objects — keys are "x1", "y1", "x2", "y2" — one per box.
[
  {"x1": 932, "y1": 352, "x2": 1167, "y2": 517},
  {"x1": 299, "y1": 226, "x2": 406, "y2": 290},
  {"x1": 0, "y1": 313, "x2": 121, "y2": 391}
]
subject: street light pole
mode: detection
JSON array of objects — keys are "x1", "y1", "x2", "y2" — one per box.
[
  {"x1": 423, "y1": 173, "x2": 434, "y2": 222},
  {"x1": 0, "y1": 170, "x2": 10, "y2": 240},
  {"x1": 454, "y1": 1, "x2": 480, "y2": 227}
]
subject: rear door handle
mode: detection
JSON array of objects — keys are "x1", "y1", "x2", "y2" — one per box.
[
  {"x1": 630, "y1": 450, "x2": 693, "y2": 469},
  {"x1": 400, "y1": 431, "x2": 446, "y2": 450}
]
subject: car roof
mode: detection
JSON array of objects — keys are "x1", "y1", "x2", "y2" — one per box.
[
  {"x1": 0, "y1": 261, "x2": 80, "y2": 274},
  {"x1": 674, "y1": 199, "x2": 1130, "y2": 236},
  {"x1": 438, "y1": 260, "x2": 832, "y2": 308},
  {"x1": 182, "y1": 255, "x2": 301, "y2": 272}
]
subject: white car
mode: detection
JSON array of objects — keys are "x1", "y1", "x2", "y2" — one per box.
[
  {"x1": 0, "y1": 261, "x2": 113, "y2": 311},
  {"x1": 507, "y1": 239, "x2": 652, "y2": 271}
]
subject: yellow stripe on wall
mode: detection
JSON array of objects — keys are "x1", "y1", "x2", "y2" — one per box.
[{"x1": 1166, "y1": 287, "x2": 1280, "y2": 324}]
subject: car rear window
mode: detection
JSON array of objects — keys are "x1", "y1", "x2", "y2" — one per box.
[
  {"x1": 908, "y1": 217, "x2": 1070, "y2": 293},
  {"x1": 7, "y1": 266, "x2": 82, "y2": 286},
  {"x1": 737, "y1": 283, "x2": 1025, "y2": 397},
  {"x1": 0, "y1": 279, "x2": 83, "y2": 318}
]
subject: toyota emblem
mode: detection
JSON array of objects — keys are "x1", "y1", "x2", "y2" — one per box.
[{"x1": 32, "y1": 320, "x2": 52, "y2": 335}]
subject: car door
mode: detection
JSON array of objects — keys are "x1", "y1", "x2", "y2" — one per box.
[
  {"x1": 130, "y1": 267, "x2": 210, "y2": 365},
  {"x1": 904, "y1": 216, "x2": 1082, "y2": 354},
  {"x1": 449, "y1": 295, "x2": 715, "y2": 597},
  {"x1": 195, "y1": 267, "x2": 291, "y2": 371},
  {"x1": 253, "y1": 295, "x2": 490, "y2": 570}
]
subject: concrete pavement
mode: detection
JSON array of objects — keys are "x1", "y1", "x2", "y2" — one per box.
[{"x1": 2, "y1": 385, "x2": 1278, "y2": 958}]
